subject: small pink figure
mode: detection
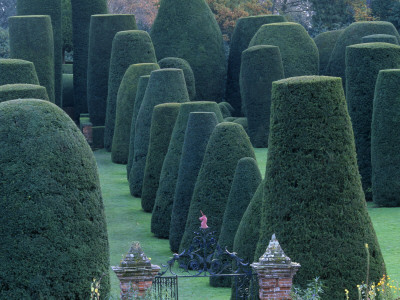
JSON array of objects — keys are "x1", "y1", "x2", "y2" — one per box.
[{"x1": 199, "y1": 210, "x2": 208, "y2": 229}]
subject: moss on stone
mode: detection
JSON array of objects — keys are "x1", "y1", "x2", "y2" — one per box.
[
  {"x1": 0, "y1": 58, "x2": 39, "y2": 85},
  {"x1": 0, "y1": 84, "x2": 49, "y2": 102},
  {"x1": 313, "y1": 29, "x2": 344, "y2": 75}
]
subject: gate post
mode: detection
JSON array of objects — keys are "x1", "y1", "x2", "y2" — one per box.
[
  {"x1": 112, "y1": 242, "x2": 160, "y2": 299},
  {"x1": 251, "y1": 234, "x2": 300, "y2": 300}
]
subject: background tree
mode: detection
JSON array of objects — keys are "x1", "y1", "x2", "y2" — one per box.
[
  {"x1": 0, "y1": 0, "x2": 16, "y2": 28},
  {"x1": 310, "y1": 0, "x2": 351, "y2": 31}
]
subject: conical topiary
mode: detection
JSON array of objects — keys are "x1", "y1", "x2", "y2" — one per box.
[
  {"x1": 129, "y1": 68, "x2": 189, "y2": 197},
  {"x1": 0, "y1": 58, "x2": 39, "y2": 85},
  {"x1": 362, "y1": 34, "x2": 399, "y2": 45},
  {"x1": 151, "y1": 102, "x2": 223, "y2": 238},
  {"x1": 179, "y1": 122, "x2": 256, "y2": 252},
  {"x1": 141, "y1": 103, "x2": 181, "y2": 212},
  {"x1": 249, "y1": 22, "x2": 319, "y2": 78},
  {"x1": 169, "y1": 112, "x2": 219, "y2": 251},
  {"x1": 255, "y1": 76, "x2": 385, "y2": 299},
  {"x1": 346, "y1": 43, "x2": 400, "y2": 200},
  {"x1": 104, "y1": 30, "x2": 157, "y2": 151},
  {"x1": 371, "y1": 69, "x2": 400, "y2": 207},
  {"x1": 111, "y1": 63, "x2": 159, "y2": 164},
  {"x1": 313, "y1": 29, "x2": 344, "y2": 75},
  {"x1": 0, "y1": 84, "x2": 49, "y2": 103},
  {"x1": 87, "y1": 14, "x2": 137, "y2": 126},
  {"x1": 150, "y1": 0, "x2": 226, "y2": 102},
  {"x1": 0, "y1": 99, "x2": 110, "y2": 299},
  {"x1": 240, "y1": 45, "x2": 284, "y2": 148}
]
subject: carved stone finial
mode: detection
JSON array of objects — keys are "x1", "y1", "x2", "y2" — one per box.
[
  {"x1": 120, "y1": 241, "x2": 152, "y2": 268},
  {"x1": 258, "y1": 234, "x2": 292, "y2": 265}
]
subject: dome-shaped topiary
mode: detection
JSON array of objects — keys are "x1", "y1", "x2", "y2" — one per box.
[
  {"x1": 240, "y1": 45, "x2": 284, "y2": 148},
  {"x1": 249, "y1": 22, "x2": 319, "y2": 78},
  {"x1": 87, "y1": 14, "x2": 137, "y2": 127},
  {"x1": 372, "y1": 69, "x2": 400, "y2": 207},
  {"x1": 111, "y1": 63, "x2": 159, "y2": 164},
  {"x1": 104, "y1": 30, "x2": 157, "y2": 151},
  {"x1": 141, "y1": 103, "x2": 181, "y2": 212},
  {"x1": 62, "y1": 74, "x2": 74, "y2": 108},
  {"x1": 313, "y1": 29, "x2": 344, "y2": 75},
  {"x1": 150, "y1": 0, "x2": 226, "y2": 102},
  {"x1": 362, "y1": 34, "x2": 399, "y2": 45},
  {"x1": 9, "y1": 15, "x2": 54, "y2": 103},
  {"x1": 129, "y1": 68, "x2": 189, "y2": 197},
  {"x1": 0, "y1": 99, "x2": 110, "y2": 299},
  {"x1": 255, "y1": 76, "x2": 385, "y2": 299},
  {"x1": 0, "y1": 83, "x2": 49, "y2": 102},
  {"x1": 225, "y1": 15, "x2": 287, "y2": 115},
  {"x1": 151, "y1": 102, "x2": 223, "y2": 238},
  {"x1": 0, "y1": 58, "x2": 39, "y2": 85},
  {"x1": 179, "y1": 122, "x2": 256, "y2": 253},
  {"x1": 346, "y1": 43, "x2": 400, "y2": 200},
  {"x1": 169, "y1": 112, "x2": 219, "y2": 251}
]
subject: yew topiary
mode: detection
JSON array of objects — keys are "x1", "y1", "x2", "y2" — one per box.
[
  {"x1": 313, "y1": 29, "x2": 344, "y2": 75},
  {"x1": 0, "y1": 84, "x2": 49, "y2": 103},
  {"x1": 218, "y1": 102, "x2": 232, "y2": 118},
  {"x1": 0, "y1": 58, "x2": 39, "y2": 85},
  {"x1": 62, "y1": 63, "x2": 73, "y2": 74},
  {"x1": 362, "y1": 34, "x2": 399, "y2": 45},
  {"x1": 232, "y1": 117, "x2": 248, "y2": 136},
  {"x1": 62, "y1": 74, "x2": 74, "y2": 109}
]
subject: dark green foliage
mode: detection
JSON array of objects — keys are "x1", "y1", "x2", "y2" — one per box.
[
  {"x1": 151, "y1": 102, "x2": 223, "y2": 239},
  {"x1": 249, "y1": 22, "x2": 319, "y2": 78},
  {"x1": 210, "y1": 157, "x2": 261, "y2": 287},
  {"x1": 17, "y1": 0, "x2": 62, "y2": 106},
  {"x1": 141, "y1": 103, "x2": 181, "y2": 212},
  {"x1": 0, "y1": 83, "x2": 49, "y2": 102},
  {"x1": 224, "y1": 116, "x2": 236, "y2": 122},
  {"x1": 9, "y1": 15, "x2": 54, "y2": 103},
  {"x1": 313, "y1": 29, "x2": 344, "y2": 75},
  {"x1": 150, "y1": 0, "x2": 226, "y2": 102},
  {"x1": 225, "y1": 15, "x2": 287, "y2": 115},
  {"x1": 218, "y1": 101, "x2": 232, "y2": 118},
  {"x1": 0, "y1": 58, "x2": 39, "y2": 85},
  {"x1": 362, "y1": 34, "x2": 399, "y2": 45},
  {"x1": 0, "y1": 27, "x2": 9, "y2": 59},
  {"x1": 232, "y1": 117, "x2": 248, "y2": 136},
  {"x1": 129, "y1": 69, "x2": 189, "y2": 197},
  {"x1": 62, "y1": 74, "x2": 73, "y2": 108},
  {"x1": 346, "y1": 43, "x2": 400, "y2": 200},
  {"x1": 111, "y1": 63, "x2": 159, "y2": 164},
  {"x1": 310, "y1": 0, "x2": 351, "y2": 30},
  {"x1": 104, "y1": 30, "x2": 157, "y2": 151},
  {"x1": 169, "y1": 112, "x2": 219, "y2": 251},
  {"x1": 158, "y1": 57, "x2": 196, "y2": 100},
  {"x1": 62, "y1": 63, "x2": 73, "y2": 74},
  {"x1": 371, "y1": 69, "x2": 400, "y2": 207},
  {"x1": 0, "y1": 99, "x2": 110, "y2": 299},
  {"x1": 240, "y1": 45, "x2": 284, "y2": 148},
  {"x1": 62, "y1": 0, "x2": 72, "y2": 53},
  {"x1": 179, "y1": 122, "x2": 256, "y2": 252},
  {"x1": 255, "y1": 76, "x2": 385, "y2": 299},
  {"x1": 87, "y1": 14, "x2": 137, "y2": 126}
]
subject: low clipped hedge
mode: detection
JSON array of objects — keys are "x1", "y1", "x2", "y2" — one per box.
[
  {"x1": 0, "y1": 58, "x2": 39, "y2": 85},
  {"x1": 313, "y1": 29, "x2": 344, "y2": 75},
  {"x1": 362, "y1": 34, "x2": 399, "y2": 44},
  {"x1": 0, "y1": 84, "x2": 49, "y2": 103},
  {"x1": 62, "y1": 63, "x2": 73, "y2": 74},
  {"x1": 62, "y1": 74, "x2": 74, "y2": 108}
]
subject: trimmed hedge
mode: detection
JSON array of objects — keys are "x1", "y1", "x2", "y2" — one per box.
[
  {"x1": 0, "y1": 58, "x2": 39, "y2": 85},
  {"x1": 104, "y1": 30, "x2": 157, "y2": 151},
  {"x1": 240, "y1": 45, "x2": 284, "y2": 148},
  {"x1": 0, "y1": 99, "x2": 110, "y2": 299},
  {"x1": 232, "y1": 117, "x2": 248, "y2": 136},
  {"x1": 179, "y1": 122, "x2": 256, "y2": 253},
  {"x1": 255, "y1": 76, "x2": 385, "y2": 299},
  {"x1": 158, "y1": 57, "x2": 196, "y2": 100},
  {"x1": 9, "y1": 15, "x2": 54, "y2": 103},
  {"x1": 0, "y1": 84, "x2": 49, "y2": 103},
  {"x1": 371, "y1": 69, "x2": 400, "y2": 207},
  {"x1": 168, "y1": 112, "x2": 219, "y2": 251},
  {"x1": 129, "y1": 68, "x2": 189, "y2": 197},
  {"x1": 62, "y1": 74, "x2": 74, "y2": 108},
  {"x1": 150, "y1": 0, "x2": 226, "y2": 102},
  {"x1": 62, "y1": 63, "x2": 73, "y2": 74},
  {"x1": 346, "y1": 43, "x2": 400, "y2": 200},
  {"x1": 225, "y1": 15, "x2": 287, "y2": 115},
  {"x1": 218, "y1": 102, "x2": 232, "y2": 118},
  {"x1": 362, "y1": 34, "x2": 399, "y2": 44},
  {"x1": 313, "y1": 29, "x2": 344, "y2": 75},
  {"x1": 111, "y1": 63, "x2": 159, "y2": 164},
  {"x1": 141, "y1": 103, "x2": 181, "y2": 212},
  {"x1": 249, "y1": 22, "x2": 319, "y2": 78},
  {"x1": 87, "y1": 14, "x2": 137, "y2": 126}
]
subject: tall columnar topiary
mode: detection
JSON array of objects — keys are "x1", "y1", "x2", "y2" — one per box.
[
  {"x1": 255, "y1": 76, "x2": 385, "y2": 299},
  {"x1": 111, "y1": 63, "x2": 159, "y2": 164},
  {"x1": 0, "y1": 99, "x2": 110, "y2": 299},
  {"x1": 87, "y1": 14, "x2": 137, "y2": 127},
  {"x1": 104, "y1": 30, "x2": 157, "y2": 151},
  {"x1": 225, "y1": 15, "x2": 287, "y2": 115},
  {"x1": 168, "y1": 112, "x2": 219, "y2": 251},
  {"x1": 346, "y1": 43, "x2": 400, "y2": 200},
  {"x1": 141, "y1": 103, "x2": 181, "y2": 212},
  {"x1": 0, "y1": 84, "x2": 49, "y2": 103},
  {"x1": 151, "y1": 102, "x2": 223, "y2": 238},
  {"x1": 240, "y1": 45, "x2": 284, "y2": 148},
  {"x1": 150, "y1": 0, "x2": 226, "y2": 102},
  {"x1": 17, "y1": 0, "x2": 62, "y2": 107},
  {"x1": 362, "y1": 34, "x2": 399, "y2": 45},
  {"x1": 158, "y1": 57, "x2": 196, "y2": 100},
  {"x1": 179, "y1": 122, "x2": 256, "y2": 252},
  {"x1": 129, "y1": 69, "x2": 189, "y2": 197},
  {"x1": 371, "y1": 69, "x2": 400, "y2": 207},
  {"x1": 210, "y1": 157, "x2": 261, "y2": 287},
  {"x1": 249, "y1": 22, "x2": 319, "y2": 78},
  {"x1": 9, "y1": 15, "x2": 55, "y2": 103},
  {"x1": 313, "y1": 29, "x2": 344, "y2": 75},
  {"x1": 62, "y1": 73, "x2": 74, "y2": 108},
  {"x1": 70, "y1": 0, "x2": 107, "y2": 120},
  {"x1": 0, "y1": 58, "x2": 39, "y2": 85}
]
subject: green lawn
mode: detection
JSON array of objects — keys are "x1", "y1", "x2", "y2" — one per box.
[{"x1": 95, "y1": 148, "x2": 400, "y2": 299}]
